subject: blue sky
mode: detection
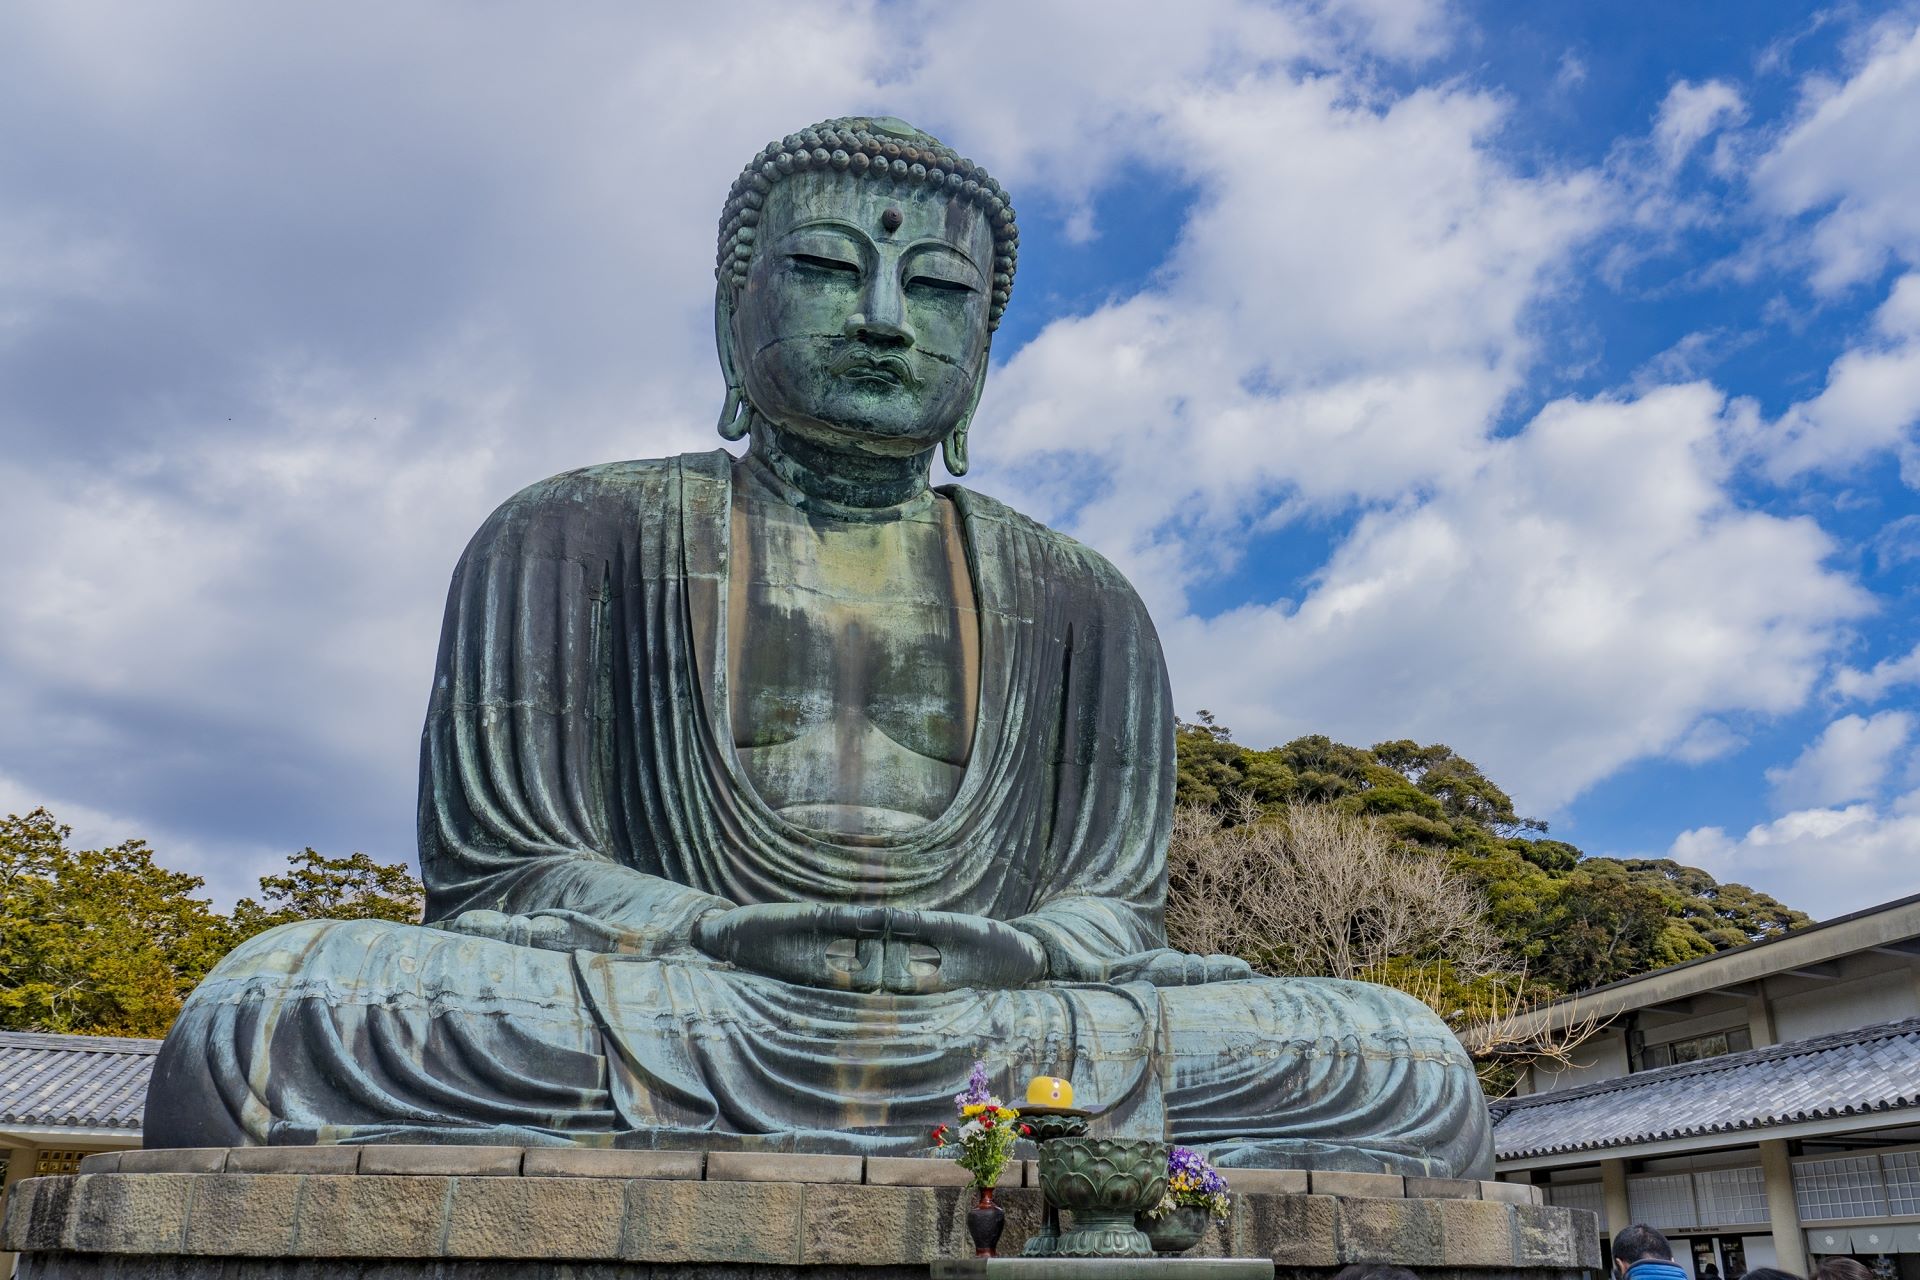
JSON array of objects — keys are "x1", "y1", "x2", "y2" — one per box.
[{"x1": 2, "y1": 1, "x2": 1919, "y2": 920}]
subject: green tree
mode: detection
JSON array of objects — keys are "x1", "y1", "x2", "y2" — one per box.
[
  {"x1": 1171, "y1": 719, "x2": 1812, "y2": 999},
  {"x1": 230, "y1": 848, "x2": 424, "y2": 940},
  {"x1": 0, "y1": 809, "x2": 234, "y2": 1036},
  {"x1": 2, "y1": 808, "x2": 424, "y2": 1037}
]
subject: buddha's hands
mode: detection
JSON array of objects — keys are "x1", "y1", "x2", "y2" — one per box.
[
  {"x1": 691, "y1": 903, "x2": 1046, "y2": 995},
  {"x1": 1105, "y1": 949, "x2": 1253, "y2": 986},
  {"x1": 876, "y1": 909, "x2": 1049, "y2": 993}
]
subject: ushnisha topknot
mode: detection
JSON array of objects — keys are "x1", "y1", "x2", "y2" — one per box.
[{"x1": 717, "y1": 115, "x2": 1019, "y2": 331}]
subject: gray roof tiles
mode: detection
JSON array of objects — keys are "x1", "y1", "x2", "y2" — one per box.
[
  {"x1": 0, "y1": 1030, "x2": 160, "y2": 1131},
  {"x1": 1491, "y1": 1015, "x2": 1920, "y2": 1160}
]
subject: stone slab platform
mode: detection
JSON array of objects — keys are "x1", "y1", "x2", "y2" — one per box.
[
  {"x1": 3, "y1": 1152, "x2": 1597, "y2": 1280},
  {"x1": 933, "y1": 1259, "x2": 1275, "y2": 1280},
  {"x1": 69, "y1": 1148, "x2": 1546, "y2": 1205}
]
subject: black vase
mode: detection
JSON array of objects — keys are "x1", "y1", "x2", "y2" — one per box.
[{"x1": 967, "y1": 1187, "x2": 1007, "y2": 1257}]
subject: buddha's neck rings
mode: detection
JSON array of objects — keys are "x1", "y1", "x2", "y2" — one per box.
[{"x1": 743, "y1": 417, "x2": 935, "y2": 522}]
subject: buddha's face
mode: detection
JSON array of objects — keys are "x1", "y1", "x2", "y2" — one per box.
[{"x1": 729, "y1": 170, "x2": 994, "y2": 456}]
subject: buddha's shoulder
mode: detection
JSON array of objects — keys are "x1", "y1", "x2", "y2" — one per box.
[
  {"x1": 948, "y1": 486, "x2": 1147, "y2": 609},
  {"x1": 493, "y1": 451, "x2": 728, "y2": 516}
]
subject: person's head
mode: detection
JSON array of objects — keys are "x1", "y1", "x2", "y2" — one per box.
[
  {"x1": 713, "y1": 116, "x2": 1017, "y2": 475},
  {"x1": 1704, "y1": 1265, "x2": 1721, "y2": 1276},
  {"x1": 1331, "y1": 1267, "x2": 1419, "y2": 1280},
  {"x1": 1814, "y1": 1260, "x2": 1873, "y2": 1280},
  {"x1": 1743, "y1": 1268, "x2": 1804, "y2": 1280},
  {"x1": 1613, "y1": 1224, "x2": 1674, "y2": 1274}
]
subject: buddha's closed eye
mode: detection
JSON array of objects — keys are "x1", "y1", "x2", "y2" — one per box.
[{"x1": 791, "y1": 253, "x2": 859, "y2": 276}]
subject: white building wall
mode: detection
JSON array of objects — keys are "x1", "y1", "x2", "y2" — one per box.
[
  {"x1": 1774, "y1": 970, "x2": 1918, "y2": 1043},
  {"x1": 1534, "y1": 1027, "x2": 1630, "y2": 1092}
]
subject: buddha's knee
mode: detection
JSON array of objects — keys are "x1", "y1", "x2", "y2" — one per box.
[
  {"x1": 1165, "y1": 974, "x2": 1471, "y2": 1065},
  {"x1": 1365, "y1": 980, "x2": 1466, "y2": 1044},
  {"x1": 214, "y1": 915, "x2": 422, "y2": 978}
]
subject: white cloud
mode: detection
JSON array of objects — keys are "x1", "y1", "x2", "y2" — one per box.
[
  {"x1": 1765, "y1": 711, "x2": 1915, "y2": 810},
  {"x1": 0, "y1": 0, "x2": 1893, "y2": 892},
  {"x1": 0, "y1": 0, "x2": 1487, "y2": 867},
  {"x1": 1671, "y1": 718, "x2": 1748, "y2": 764},
  {"x1": 1161, "y1": 385, "x2": 1868, "y2": 810},
  {"x1": 1750, "y1": 272, "x2": 1920, "y2": 482},
  {"x1": 1318, "y1": 0, "x2": 1455, "y2": 62},
  {"x1": 982, "y1": 74, "x2": 1609, "y2": 608},
  {"x1": 1753, "y1": 18, "x2": 1920, "y2": 291},
  {"x1": 1671, "y1": 789, "x2": 1920, "y2": 920},
  {"x1": 1834, "y1": 641, "x2": 1920, "y2": 703},
  {"x1": 1653, "y1": 79, "x2": 1747, "y2": 171}
]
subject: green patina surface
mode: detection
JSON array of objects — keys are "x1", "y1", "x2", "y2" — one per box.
[{"x1": 141, "y1": 117, "x2": 1493, "y2": 1180}]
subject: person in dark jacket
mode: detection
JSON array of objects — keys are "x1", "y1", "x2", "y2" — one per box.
[{"x1": 1614, "y1": 1225, "x2": 1688, "y2": 1280}]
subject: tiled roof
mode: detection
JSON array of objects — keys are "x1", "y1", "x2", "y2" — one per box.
[
  {"x1": 0, "y1": 1030, "x2": 159, "y2": 1131},
  {"x1": 1491, "y1": 1016, "x2": 1920, "y2": 1161}
]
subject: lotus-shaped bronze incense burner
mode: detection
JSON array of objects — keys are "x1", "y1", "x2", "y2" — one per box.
[{"x1": 1037, "y1": 1137, "x2": 1169, "y2": 1258}]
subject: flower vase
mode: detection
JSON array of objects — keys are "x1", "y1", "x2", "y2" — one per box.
[
  {"x1": 967, "y1": 1186, "x2": 1007, "y2": 1257},
  {"x1": 1136, "y1": 1204, "x2": 1211, "y2": 1255}
]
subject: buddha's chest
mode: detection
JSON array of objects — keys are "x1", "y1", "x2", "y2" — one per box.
[{"x1": 727, "y1": 486, "x2": 979, "y2": 837}]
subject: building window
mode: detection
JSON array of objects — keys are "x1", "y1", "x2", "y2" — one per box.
[
  {"x1": 1629, "y1": 1173, "x2": 1700, "y2": 1230},
  {"x1": 1696, "y1": 1166, "x2": 1769, "y2": 1226},
  {"x1": 1880, "y1": 1150, "x2": 1920, "y2": 1216},
  {"x1": 33, "y1": 1150, "x2": 85, "y2": 1176},
  {"x1": 1793, "y1": 1155, "x2": 1888, "y2": 1221},
  {"x1": 1634, "y1": 1026, "x2": 1753, "y2": 1071}
]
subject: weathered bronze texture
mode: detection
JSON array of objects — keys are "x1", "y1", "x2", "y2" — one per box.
[
  {"x1": 142, "y1": 116, "x2": 1494, "y2": 1181},
  {"x1": 1040, "y1": 1139, "x2": 1168, "y2": 1258},
  {"x1": 1138, "y1": 1206, "x2": 1212, "y2": 1256},
  {"x1": 1022, "y1": 1108, "x2": 1092, "y2": 1257}
]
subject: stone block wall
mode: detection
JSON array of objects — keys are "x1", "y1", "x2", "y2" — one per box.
[{"x1": 2, "y1": 1147, "x2": 1598, "y2": 1280}]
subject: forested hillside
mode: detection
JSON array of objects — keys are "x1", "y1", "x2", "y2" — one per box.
[{"x1": 1173, "y1": 715, "x2": 1810, "y2": 996}]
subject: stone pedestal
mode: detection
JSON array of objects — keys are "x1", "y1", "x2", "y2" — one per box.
[{"x1": 1, "y1": 1148, "x2": 1599, "y2": 1280}]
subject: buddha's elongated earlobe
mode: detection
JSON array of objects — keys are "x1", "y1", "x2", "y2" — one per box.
[
  {"x1": 942, "y1": 353, "x2": 991, "y2": 477},
  {"x1": 714, "y1": 282, "x2": 750, "y2": 441},
  {"x1": 716, "y1": 385, "x2": 747, "y2": 440}
]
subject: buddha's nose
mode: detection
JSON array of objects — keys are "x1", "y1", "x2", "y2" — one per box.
[
  {"x1": 843, "y1": 311, "x2": 917, "y2": 348},
  {"x1": 845, "y1": 271, "x2": 916, "y2": 348}
]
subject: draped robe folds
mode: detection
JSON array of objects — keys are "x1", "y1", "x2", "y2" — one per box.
[{"x1": 145, "y1": 451, "x2": 1494, "y2": 1176}]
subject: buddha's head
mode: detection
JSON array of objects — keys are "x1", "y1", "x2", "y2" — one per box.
[{"x1": 714, "y1": 117, "x2": 1018, "y2": 475}]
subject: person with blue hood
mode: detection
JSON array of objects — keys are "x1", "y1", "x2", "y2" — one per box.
[{"x1": 1615, "y1": 1225, "x2": 1689, "y2": 1280}]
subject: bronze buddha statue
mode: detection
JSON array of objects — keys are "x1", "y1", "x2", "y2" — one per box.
[{"x1": 145, "y1": 117, "x2": 1492, "y2": 1176}]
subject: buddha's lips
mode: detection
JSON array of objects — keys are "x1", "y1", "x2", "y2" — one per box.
[{"x1": 830, "y1": 347, "x2": 916, "y2": 388}]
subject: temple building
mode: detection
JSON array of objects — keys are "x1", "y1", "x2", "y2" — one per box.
[
  {"x1": 1494, "y1": 892, "x2": 1920, "y2": 1280},
  {"x1": 0, "y1": 1032, "x2": 154, "y2": 1273}
]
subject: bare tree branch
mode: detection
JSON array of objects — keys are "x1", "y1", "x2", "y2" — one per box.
[{"x1": 1166, "y1": 799, "x2": 1603, "y2": 1092}]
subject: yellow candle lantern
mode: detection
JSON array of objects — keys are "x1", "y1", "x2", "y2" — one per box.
[{"x1": 1024, "y1": 1075, "x2": 1074, "y2": 1108}]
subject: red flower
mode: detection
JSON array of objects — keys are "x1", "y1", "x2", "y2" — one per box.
[
  {"x1": 1020, "y1": 1125, "x2": 1033, "y2": 1136},
  {"x1": 931, "y1": 1123, "x2": 949, "y2": 1147}
]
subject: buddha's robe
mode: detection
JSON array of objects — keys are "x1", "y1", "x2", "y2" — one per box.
[{"x1": 145, "y1": 451, "x2": 1493, "y2": 1176}]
